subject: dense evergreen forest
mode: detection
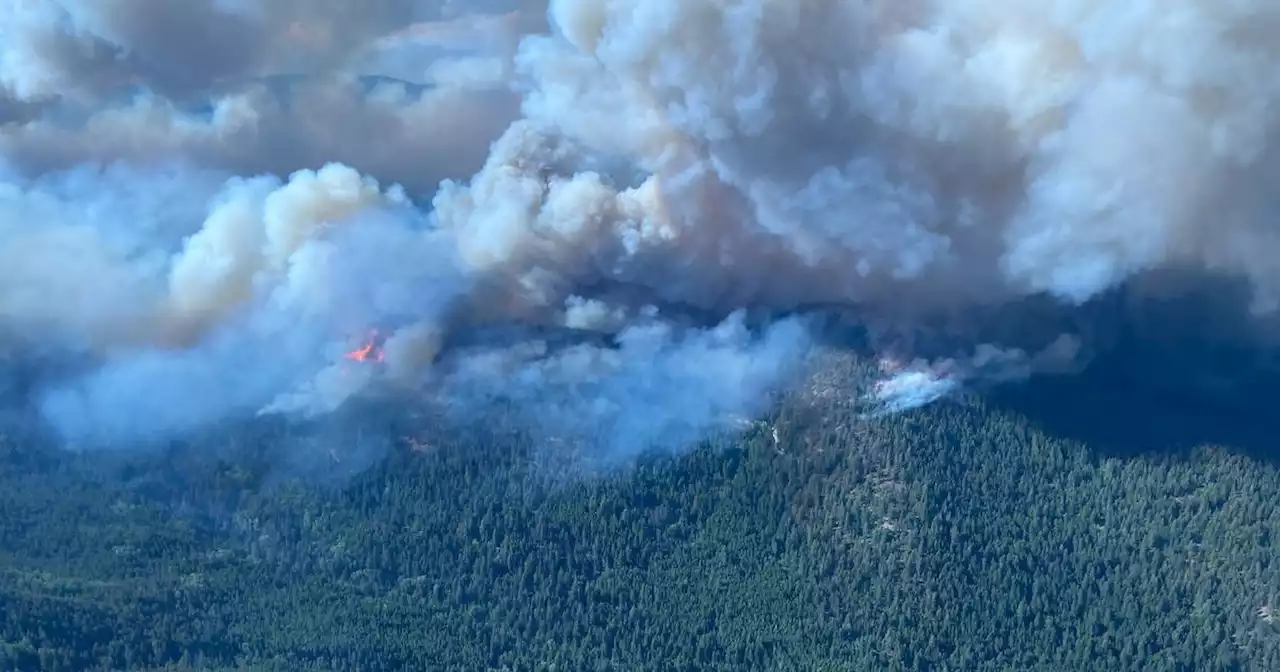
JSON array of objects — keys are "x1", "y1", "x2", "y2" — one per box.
[{"x1": 3, "y1": 351, "x2": 1280, "y2": 671}]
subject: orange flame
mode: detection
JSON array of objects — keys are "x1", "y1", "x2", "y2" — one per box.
[{"x1": 344, "y1": 329, "x2": 385, "y2": 363}]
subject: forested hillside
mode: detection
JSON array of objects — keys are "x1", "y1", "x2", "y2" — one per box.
[{"x1": 3, "y1": 369, "x2": 1280, "y2": 671}]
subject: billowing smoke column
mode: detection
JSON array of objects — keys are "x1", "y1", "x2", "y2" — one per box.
[{"x1": 3, "y1": 0, "x2": 1280, "y2": 462}]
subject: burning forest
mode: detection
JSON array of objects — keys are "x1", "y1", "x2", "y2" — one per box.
[{"x1": 1, "y1": 0, "x2": 1280, "y2": 469}]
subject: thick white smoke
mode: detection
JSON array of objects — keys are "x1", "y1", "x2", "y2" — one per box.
[{"x1": 2, "y1": 0, "x2": 1279, "y2": 461}]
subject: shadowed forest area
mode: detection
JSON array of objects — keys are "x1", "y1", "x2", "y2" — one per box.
[{"x1": 3, "y1": 345, "x2": 1280, "y2": 672}]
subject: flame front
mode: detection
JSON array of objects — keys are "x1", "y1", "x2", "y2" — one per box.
[{"x1": 344, "y1": 329, "x2": 385, "y2": 363}]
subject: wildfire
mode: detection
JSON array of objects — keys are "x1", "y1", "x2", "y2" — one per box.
[{"x1": 344, "y1": 329, "x2": 385, "y2": 363}]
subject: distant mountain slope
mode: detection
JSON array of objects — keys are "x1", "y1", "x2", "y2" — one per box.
[{"x1": 3, "y1": 361, "x2": 1280, "y2": 670}]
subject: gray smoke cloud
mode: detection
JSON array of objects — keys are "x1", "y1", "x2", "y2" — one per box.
[{"x1": 3, "y1": 0, "x2": 1279, "y2": 464}]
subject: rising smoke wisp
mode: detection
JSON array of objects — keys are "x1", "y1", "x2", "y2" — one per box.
[{"x1": 3, "y1": 0, "x2": 1279, "y2": 463}]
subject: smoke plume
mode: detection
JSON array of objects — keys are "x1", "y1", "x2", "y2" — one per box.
[{"x1": 3, "y1": 0, "x2": 1280, "y2": 465}]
